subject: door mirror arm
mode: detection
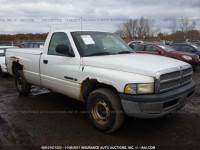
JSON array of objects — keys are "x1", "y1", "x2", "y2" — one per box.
[{"x1": 56, "y1": 44, "x2": 75, "y2": 57}]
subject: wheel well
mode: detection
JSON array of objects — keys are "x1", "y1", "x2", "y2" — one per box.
[
  {"x1": 12, "y1": 61, "x2": 23, "y2": 75},
  {"x1": 80, "y1": 78, "x2": 119, "y2": 102}
]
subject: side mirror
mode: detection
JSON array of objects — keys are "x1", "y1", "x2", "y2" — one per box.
[
  {"x1": 156, "y1": 50, "x2": 162, "y2": 54},
  {"x1": 191, "y1": 49, "x2": 197, "y2": 52},
  {"x1": 56, "y1": 44, "x2": 75, "y2": 57}
]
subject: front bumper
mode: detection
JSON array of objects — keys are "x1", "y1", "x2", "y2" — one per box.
[{"x1": 120, "y1": 81, "x2": 196, "y2": 118}]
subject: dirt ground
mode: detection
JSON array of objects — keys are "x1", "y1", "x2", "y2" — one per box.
[{"x1": 0, "y1": 68, "x2": 200, "y2": 150}]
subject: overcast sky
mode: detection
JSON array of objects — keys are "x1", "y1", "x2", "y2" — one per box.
[{"x1": 0, "y1": 0, "x2": 199, "y2": 34}]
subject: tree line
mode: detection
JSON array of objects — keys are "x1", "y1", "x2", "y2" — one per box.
[
  {"x1": 0, "y1": 33, "x2": 48, "y2": 41},
  {"x1": 115, "y1": 16, "x2": 200, "y2": 41}
]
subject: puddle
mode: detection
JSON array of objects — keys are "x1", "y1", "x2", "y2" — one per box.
[{"x1": 29, "y1": 86, "x2": 50, "y2": 96}]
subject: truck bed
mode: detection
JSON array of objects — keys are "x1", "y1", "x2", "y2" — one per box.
[
  {"x1": 7, "y1": 48, "x2": 43, "y2": 55},
  {"x1": 6, "y1": 48, "x2": 43, "y2": 86}
]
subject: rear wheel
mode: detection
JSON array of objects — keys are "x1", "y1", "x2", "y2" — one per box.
[
  {"x1": 87, "y1": 88, "x2": 124, "y2": 133},
  {"x1": 15, "y1": 71, "x2": 31, "y2": 95}
]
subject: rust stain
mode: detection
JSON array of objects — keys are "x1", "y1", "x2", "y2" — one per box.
[
  {"x1": 10, "y1": 56, "x2": 24, "y2": 75},
  {"x1": 11, "y1": 56, "x2": 19, "y2": 62},
  {"x1": 79, "y1": 77, "x2": 119, "y2": 103},
  {"x1": 79, "y1": 83, "x2": 85, "y2": 102}
]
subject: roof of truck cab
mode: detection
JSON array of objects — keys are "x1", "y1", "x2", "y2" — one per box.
[{"x1": 50, "y1": 30, "x2": 112, "y2": 33}]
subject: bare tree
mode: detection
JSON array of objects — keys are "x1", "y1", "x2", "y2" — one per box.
[
  {"x1": 189, "y1": 20, "x2": 196, "y2": 30},
  {"x1": 115, "y1": 17, "x2": 158, "y2": 39},
  {"x1": 178, "y1": 17, "x2": 196, "y2": 32},
  {"x1": 132, "y1": 19, "x2": 138, "y2": 37},
  {"x1": 150, "y1": 27, "x2": 160, "y2": 37},
  {"x1": 177, "y1": 17, "x2": 197, "y2": 39},
  {"x1": 169, "y1": 19, "x2": 177, "y2": 34},
  {"x1": 135, "y1": 16, "x2": 152, "y2": 37},
  {"x1": 122, "y1": 19, "x2": 139, "y2": 38},
  {"x1": 179, "y1": 17, "x2": 189, "y2": 32},
  {"x1": 115, "y1": 24, "x2": 126, "y2": 37},
  {"x1": 137, "y1": 16, "x2": 146, "y2": 37}
]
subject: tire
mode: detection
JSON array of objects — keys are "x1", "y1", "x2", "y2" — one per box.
[
  {"x1": 0, "y1": 66, "x2": 5, "y2": 77},
  {"x1": 87, "y1": 88, "x2": 124, "y2": 133},
  {"x1": 15, "y1": 71, "x2": 31, "y2": 95}
]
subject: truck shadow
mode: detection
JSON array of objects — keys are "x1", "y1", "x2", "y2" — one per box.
[{"x1": 20, "y1": 88, "x2": 182, "y2": 134}]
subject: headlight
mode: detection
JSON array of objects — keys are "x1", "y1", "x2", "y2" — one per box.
[
  {"x1": 124, "y1": 83, "x2": 154, "y2": 94},
  {"x1": 182, "y1": 55, "x2": 192, "y2": 61}
]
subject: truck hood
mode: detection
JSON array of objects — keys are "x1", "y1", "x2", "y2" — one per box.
[{"x1": 83, "y1": 53, "x2": 189, "y2": 77}]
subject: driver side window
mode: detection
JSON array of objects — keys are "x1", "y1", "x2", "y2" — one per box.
[
  {"x1": 48, "y1": 32, "x2": 74, "y2": 56},
  {"x1": 146, "y1": 45, "x2": 158, "y2": 52}
]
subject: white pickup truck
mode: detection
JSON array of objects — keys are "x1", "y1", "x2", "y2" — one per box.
[{"x1": 6, "y1": 31, "x2": 196, "y2": 133}]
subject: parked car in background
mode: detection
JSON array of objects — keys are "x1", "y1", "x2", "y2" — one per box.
[
  {"x1": 171, "y1": 43, "x2": 200, "y2": 57},
  {"x1": 172, "y1": 40, "x2": 188, "y2": 44},
  {"x1": 159, "y1": 40, "x2": 166, "y2": 45},
  {"x1": 23, "y1": 42, "x2": 44, "y2": 48},
  {"x1": 187, "y1": 39, "x2": 200, "y2": 46},
  {"x1": 0, "y1": 46, "x2": 18, "y2": 77},
  {"x1": 18, "y1": 42, "x2": 26, "y2": 48},
  {"x1": 131, "y1": 43, "x2": 200, "y2": 69}
]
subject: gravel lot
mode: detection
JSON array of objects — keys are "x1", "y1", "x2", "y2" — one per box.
[{"x1": 0, "y1": 68, "x2": 200, "y2": 150}]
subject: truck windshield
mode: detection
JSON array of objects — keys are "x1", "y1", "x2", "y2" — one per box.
[
  {"x1": 71, "y1": 31, "x2": 134, "y2": 57},
  {"x1": 159, "y1": 45, "x2": 175, "y2": 52},
  {"x1": 0, "y1": 49, "x2": 5, "y2": 57}
]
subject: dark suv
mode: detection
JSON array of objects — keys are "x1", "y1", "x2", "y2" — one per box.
[{"x1": 171, "y1": 43, "x2": 200, "y2": 57}]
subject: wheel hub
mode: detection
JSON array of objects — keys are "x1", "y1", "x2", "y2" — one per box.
[
  {"x1": 17, "y1": 77, "x2": 23, "y2": 91},
  {"x1": 91, "y1": 100, "x2": 110, "y2": 125}
]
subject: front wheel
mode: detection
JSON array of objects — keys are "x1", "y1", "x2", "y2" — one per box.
[
  {"x1": 15, "y1": 71, "x2": 31, "y2": 95},
  {"x1": 87, "y1": 88, "x2": 124, "y2": 133}
]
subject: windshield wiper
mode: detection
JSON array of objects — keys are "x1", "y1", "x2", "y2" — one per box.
[
  {"x1": 87, "y1": 52, "x2": 111, "y2": 56},
  {"x1": 117, "y1": 51, "x2": 132, "y2": 54}
]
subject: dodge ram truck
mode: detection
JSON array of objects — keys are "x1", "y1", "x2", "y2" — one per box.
[{"x1": 6, "y1": 31, "x2": 196, "y2": 133}]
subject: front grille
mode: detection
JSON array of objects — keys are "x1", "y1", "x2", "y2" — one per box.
[
  {"x1": 160, "y1": 79, "x2": 180, "y2": 91},
  {"x1": 155, "y1": 65, "x2": 192, "y2": 93},
  {"x1": 160, "y1": 71, "x2": 180, "y2": 81},
  {"x1": 181, "y1": 74, "x2": 192, "y2": 84}
]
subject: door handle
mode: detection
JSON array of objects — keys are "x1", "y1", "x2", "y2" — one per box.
[{"x1": 43, "y1": 60, "x2": 48, "y2": 64}]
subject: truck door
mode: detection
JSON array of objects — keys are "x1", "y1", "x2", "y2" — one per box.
[{"x1": 40, "y1": 32, "x2": 80, "y2": 100}]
